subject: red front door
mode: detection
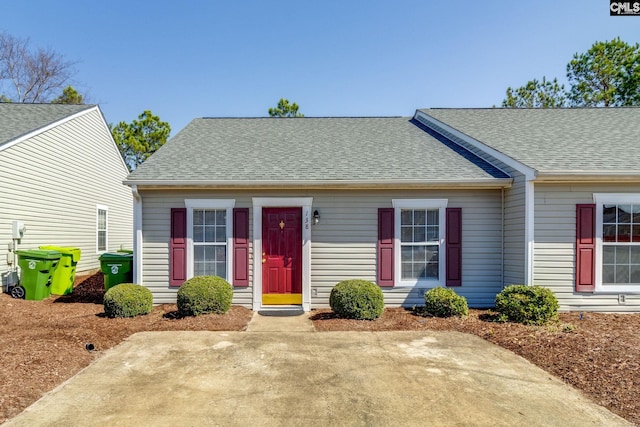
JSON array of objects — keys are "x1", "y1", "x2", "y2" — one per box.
[{"x1": 262, "y1": 207, "x2": 302, "y2": 304}]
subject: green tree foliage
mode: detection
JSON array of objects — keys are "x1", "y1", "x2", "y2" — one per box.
[
  {"x1": 567, "y1": 38, "x2": 640, "y2": 107},
  {"x1": 268, "y1": 98, "x2": 304, "y2": 117},
  {"x1": 502, "y1": 38, "x2": 640, "y2": 108},
  {"x1": 0, "y1": 32, "x2": 75, "y2": 103},
  {"x1": 502, "y1": 77, "x2": 567, "y2": 108},
  {"x1": 51, "y1": 85, "x2": 84, "y2": 104},
  {"x1": 111, "y1": 110, "x2": 171, "y2": 171}
]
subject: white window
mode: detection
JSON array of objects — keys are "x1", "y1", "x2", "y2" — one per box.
[
  {"x1": 185, "y1": 199, "x2": 234, "y2": 280},
  {"x1": 392, "y1": 199, "x2": 447, "y2": 287},
  {"x1": 594, "y1": 194, "x2": 640, "y2": 293},
  {"x1": 97, "y1": 205, "x2": 108, "y2": 252}
]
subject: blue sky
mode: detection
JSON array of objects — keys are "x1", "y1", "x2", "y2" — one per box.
[{"x1": 2, "y1": 1, "x2": 638, "y2": 134}]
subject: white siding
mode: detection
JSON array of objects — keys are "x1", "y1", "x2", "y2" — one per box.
[
  {"x1": 1, "y1": 108, "x2": 133, "y2": 289},
  {"x1": 534, "y1": 183, "x2": 640, "y2": 312},
  {"x1": 139, "y1": 189, "x2": 503, "y2": 308}
]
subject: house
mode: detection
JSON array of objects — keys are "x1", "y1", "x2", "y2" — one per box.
[
  {"x1": 124, "y1": 108, "x2": 640, "y2": 312},
  {"x1": 1, "y1": 104, "x2": 133, "y2": 290}
]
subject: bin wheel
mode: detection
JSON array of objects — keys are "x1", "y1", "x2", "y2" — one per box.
[{"x1": 10, "y1": 285, "x2": 25, "y2": 299}]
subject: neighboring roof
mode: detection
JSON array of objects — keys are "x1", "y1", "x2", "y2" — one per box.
[
  {"x1": 125, "y1": 117, "x2": 510, "y2": 188},
  {"x1": 0, "y1": 103, "x2": 94, "y2": 149},
  {"x1": 419, "y1": 108, "x2": 640, "y2": 176}
]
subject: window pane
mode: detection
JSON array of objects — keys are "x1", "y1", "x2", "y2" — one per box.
[
  {"x1": 194, "y1": 210, "x2": 203, "y2": 226},
  {"x1": 414, "y1": 227, "x2": 426, "y2": 243},
  {"x1": 401, "y1": 210, "x2": 412, "y2": 226},
  {"x1": 426, "y1": 226, "x2": 439, "y2": 241},
  {"x1": 631, "y1": 265, "x2": 640, "y2": 284},
  {"x1": 401, "y1": 227, "x2": 412, "y2": 242},
  {"x1": 98, "y1": 231, "x2": 106, "y2": 251},
  {"x1": 633, "y1": 225, "x2": 640, "y2": 243},
  {"x1": 603, "y1": 205, "x2": 617, "y2": 223},
  {"x1": 616, "y1": 246, "x2": 630, "y2": 264},
  {"x1": 616, "y1": 264, "x2": 630, "y2": 284},
  {"x1": 203, "y1": 226, "x2": 214, "y2": 242},
  {"x1": 401, "y1": 246, "x2": 413, "y2": 263},
  {"x1": 633, "y1": 205, "x2": 640, "y2": 224},
  {"x1": 401, "y1": 262, "x2": 413, "y2": 280},
  {"x1": 216, "y1": 210, "x2": 226, "y2": 225},
  {"x1": 602, "y1": 224, "x2": 617, "y2": 242},
  {"x1": 205, "y1": 210, "x2": 216, "y2": 225},
  {"x1": 427, "y1": 210, "x2": 438, "y2": 226},
  {"x1": 194, "y1": 226, "x2": 204, "y2": 242},
  {"x1": 414, "y1": 210, "x2": 426, "y2": 225},
  {"x1": 631, "y1": 246, "x2": 640, "y2": 264},
  {"x1": 216, "y1": 226, "x2": 226, "y2": 242},
  {"x1": 602, "y1": 265, "x2": 615, "y2": 284},
  {"x1": 413, "y1": 246, "x2": 427, "y2": 262},
  {"x1": 618, "y1": 205, "x2": 632, "y2": 223},
  {"x1": 603, "y1": 246, "x2": 615, "y2": 264},
  {"x1": 618, "y1": 225, "x2": 631, "y2": 242}
]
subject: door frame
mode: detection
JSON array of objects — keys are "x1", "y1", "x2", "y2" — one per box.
[{"x1": 252, "y1": 197, "x2": 312, "y2": 312}]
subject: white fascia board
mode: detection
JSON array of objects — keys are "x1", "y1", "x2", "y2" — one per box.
[
  {"x1": 535, "y1": 172, "x2": 640, "y2": 183},
  {"x1": 0, "y1": 105, "x2": 97, "y2": 153},
  {"x1": 414, "y1": 110, "x2": 536, "y2": 180}
]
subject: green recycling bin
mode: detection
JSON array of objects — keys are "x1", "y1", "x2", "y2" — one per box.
[
  {"x1": 15, "y1": 249, "x2": 61, "y2": 300},
  {"x1": 39, "y1": 246, "x2": 82, "y2": 295},
  {"x1": 99, "y1": 252, "x2": 133, "y2": 290}
]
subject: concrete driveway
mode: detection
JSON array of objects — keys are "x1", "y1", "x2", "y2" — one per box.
[{"x1": 4, "y1": 321, "x2": 629, "y2": 426}]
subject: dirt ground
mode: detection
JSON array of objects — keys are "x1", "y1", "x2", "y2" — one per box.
[{"x1": 1, "y1": 274, "x2": 639, "y2": 425}]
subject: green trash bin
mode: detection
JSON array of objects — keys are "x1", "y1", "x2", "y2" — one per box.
[
  {"x1": 39, "y1": 246, "x2": 82, "y2": 296},
  {"x1": 15, "y1": 249, "x2": 61, "y2": 300},
  {"x1": 99, "y1": 252, "x2": 133, "y2": 291}
]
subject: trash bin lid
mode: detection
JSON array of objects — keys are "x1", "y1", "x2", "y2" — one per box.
[
  {"x1": 15, "y1": 249, "x2": 61, "y2": 260},
  {"x1": 39, "y1": 246, "x2": 81, "y2": 262},
  {"x1": 99, "y1": 252, "x2": 133, "y2": 262}
]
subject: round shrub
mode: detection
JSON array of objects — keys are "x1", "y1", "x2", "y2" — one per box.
[
  {"x1": 177, "y1": 276, "x2": 233, "y2": 316},
  {"x1": 103, "y1": 283, "x2": 153, "y2": 318},
  {"x1": 495, "y1": 285, "x2": 559, "y2": 325},
  {"x1": 329, "y1": 279, "x2": 384, "y2": 320},
  {"x1": 423, "y1": 287, "x2": 468, "y2": 318}
]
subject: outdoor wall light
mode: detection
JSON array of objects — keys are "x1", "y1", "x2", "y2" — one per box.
[{"x1": 313, "y1": 210, "x2": 320, "y2": 225}]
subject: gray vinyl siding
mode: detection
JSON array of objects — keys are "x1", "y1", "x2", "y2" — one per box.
[
  {"x1": 534, "y1": 183, "x2": 640, "y2": 312},
  {"x1": 139, "y1": 189, "x2": 503, "y2": 308},
  {"x1": 0, "y1": 108, "x2": 132, "y2": 288},
  {"x1": 414, "y1": 115, "x2": 527, "y2": 286}
]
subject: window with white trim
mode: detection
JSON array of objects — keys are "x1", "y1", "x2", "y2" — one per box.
[
  {"x1": 185, "y1": 199, "x2": 234, "y2": 281},
  {"x1": 393, "y1": 199, "x2": 447, "y2": 286},
  {"x1": 594, "y1": 194, "x2": 640, "y2": 292},
  {"x1": 97, "y1": 205, "x2": 108, "y2": 252}
]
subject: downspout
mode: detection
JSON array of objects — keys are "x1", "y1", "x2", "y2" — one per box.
[
  {"x1": 501, "y1": 188, "x2": 505, "y2": 288},
  {"x1": 525, "y1": 179, "x2": 535, "y2": 285},
  {"x1": 131, "y1": 185, "x2": 143, "y2": 285}
]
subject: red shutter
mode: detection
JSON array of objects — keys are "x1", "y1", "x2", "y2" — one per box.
[
  {"x1": 233, "y1": 208, "x2": 250, "y2": 287},
  {"x1": 378, "y1": 208, "x2": 394, "y2": 287},
  {"x1": 446, "y1": 208, "x2": 462, "y2": 286},
  {"x1": 170, "y1": 208, "x2": 187, "y2": 287},
  {"x1": 576, "y1": 204, "x2": 596, "y2": 292}
]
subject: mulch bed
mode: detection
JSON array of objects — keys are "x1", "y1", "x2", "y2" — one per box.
[{"x1": 1, "y1": 274, "x2": 638, "y2": 425}]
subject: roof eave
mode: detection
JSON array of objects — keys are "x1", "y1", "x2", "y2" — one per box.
[{"x1": 123, "y1": 178, "x2": 513, "y2": 190}]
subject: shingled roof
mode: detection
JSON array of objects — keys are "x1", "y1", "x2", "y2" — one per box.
[
  {"x1": 419, "y1": 108, "x2": 640, "y2": 175},
  {"x1": 125, "y1": 116, "x2": 510, "y2": 187},
  {"x1": 0, "y1": 103, "x2": 93, "y2": 148}
]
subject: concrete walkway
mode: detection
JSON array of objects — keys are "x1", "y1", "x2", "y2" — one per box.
[{"x1": 4, "y1": 314, "x2": 631, "y2": 427}]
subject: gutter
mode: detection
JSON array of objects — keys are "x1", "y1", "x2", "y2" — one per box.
[
  {"x1": 123, "y1": 178, "x2": 513, "y2": 190},
  {"x1": 131, "y1": 185, "x2": 143, "y2": 285}
]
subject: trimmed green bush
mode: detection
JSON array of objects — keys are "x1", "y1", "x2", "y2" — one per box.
[
  {"x1": 177, "y1": 276, "x2": 233, "y2": 316},
  {"x1": 423, "y1": 287, "x2": 468, "y2": 318},
  {"x1": 329, "y1": 279, "x2": 384, "y2": 320},
  {"x1": 495, "y1": 285, "x2": 559, "y2": 325},
  {"x1": 103, "y1": 283, "x2": 153, "y2": 318}
]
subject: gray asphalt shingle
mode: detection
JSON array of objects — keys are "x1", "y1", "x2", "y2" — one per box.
[
  {"x1": 0, "y1": 103, "x2": 93, "y2": 147},
  {"x1": 127, "y1": 117, "x2": 508, "y2": 184},
  {"x1": 420, "y1": 108, "x2": 640, "y2": 173}
]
